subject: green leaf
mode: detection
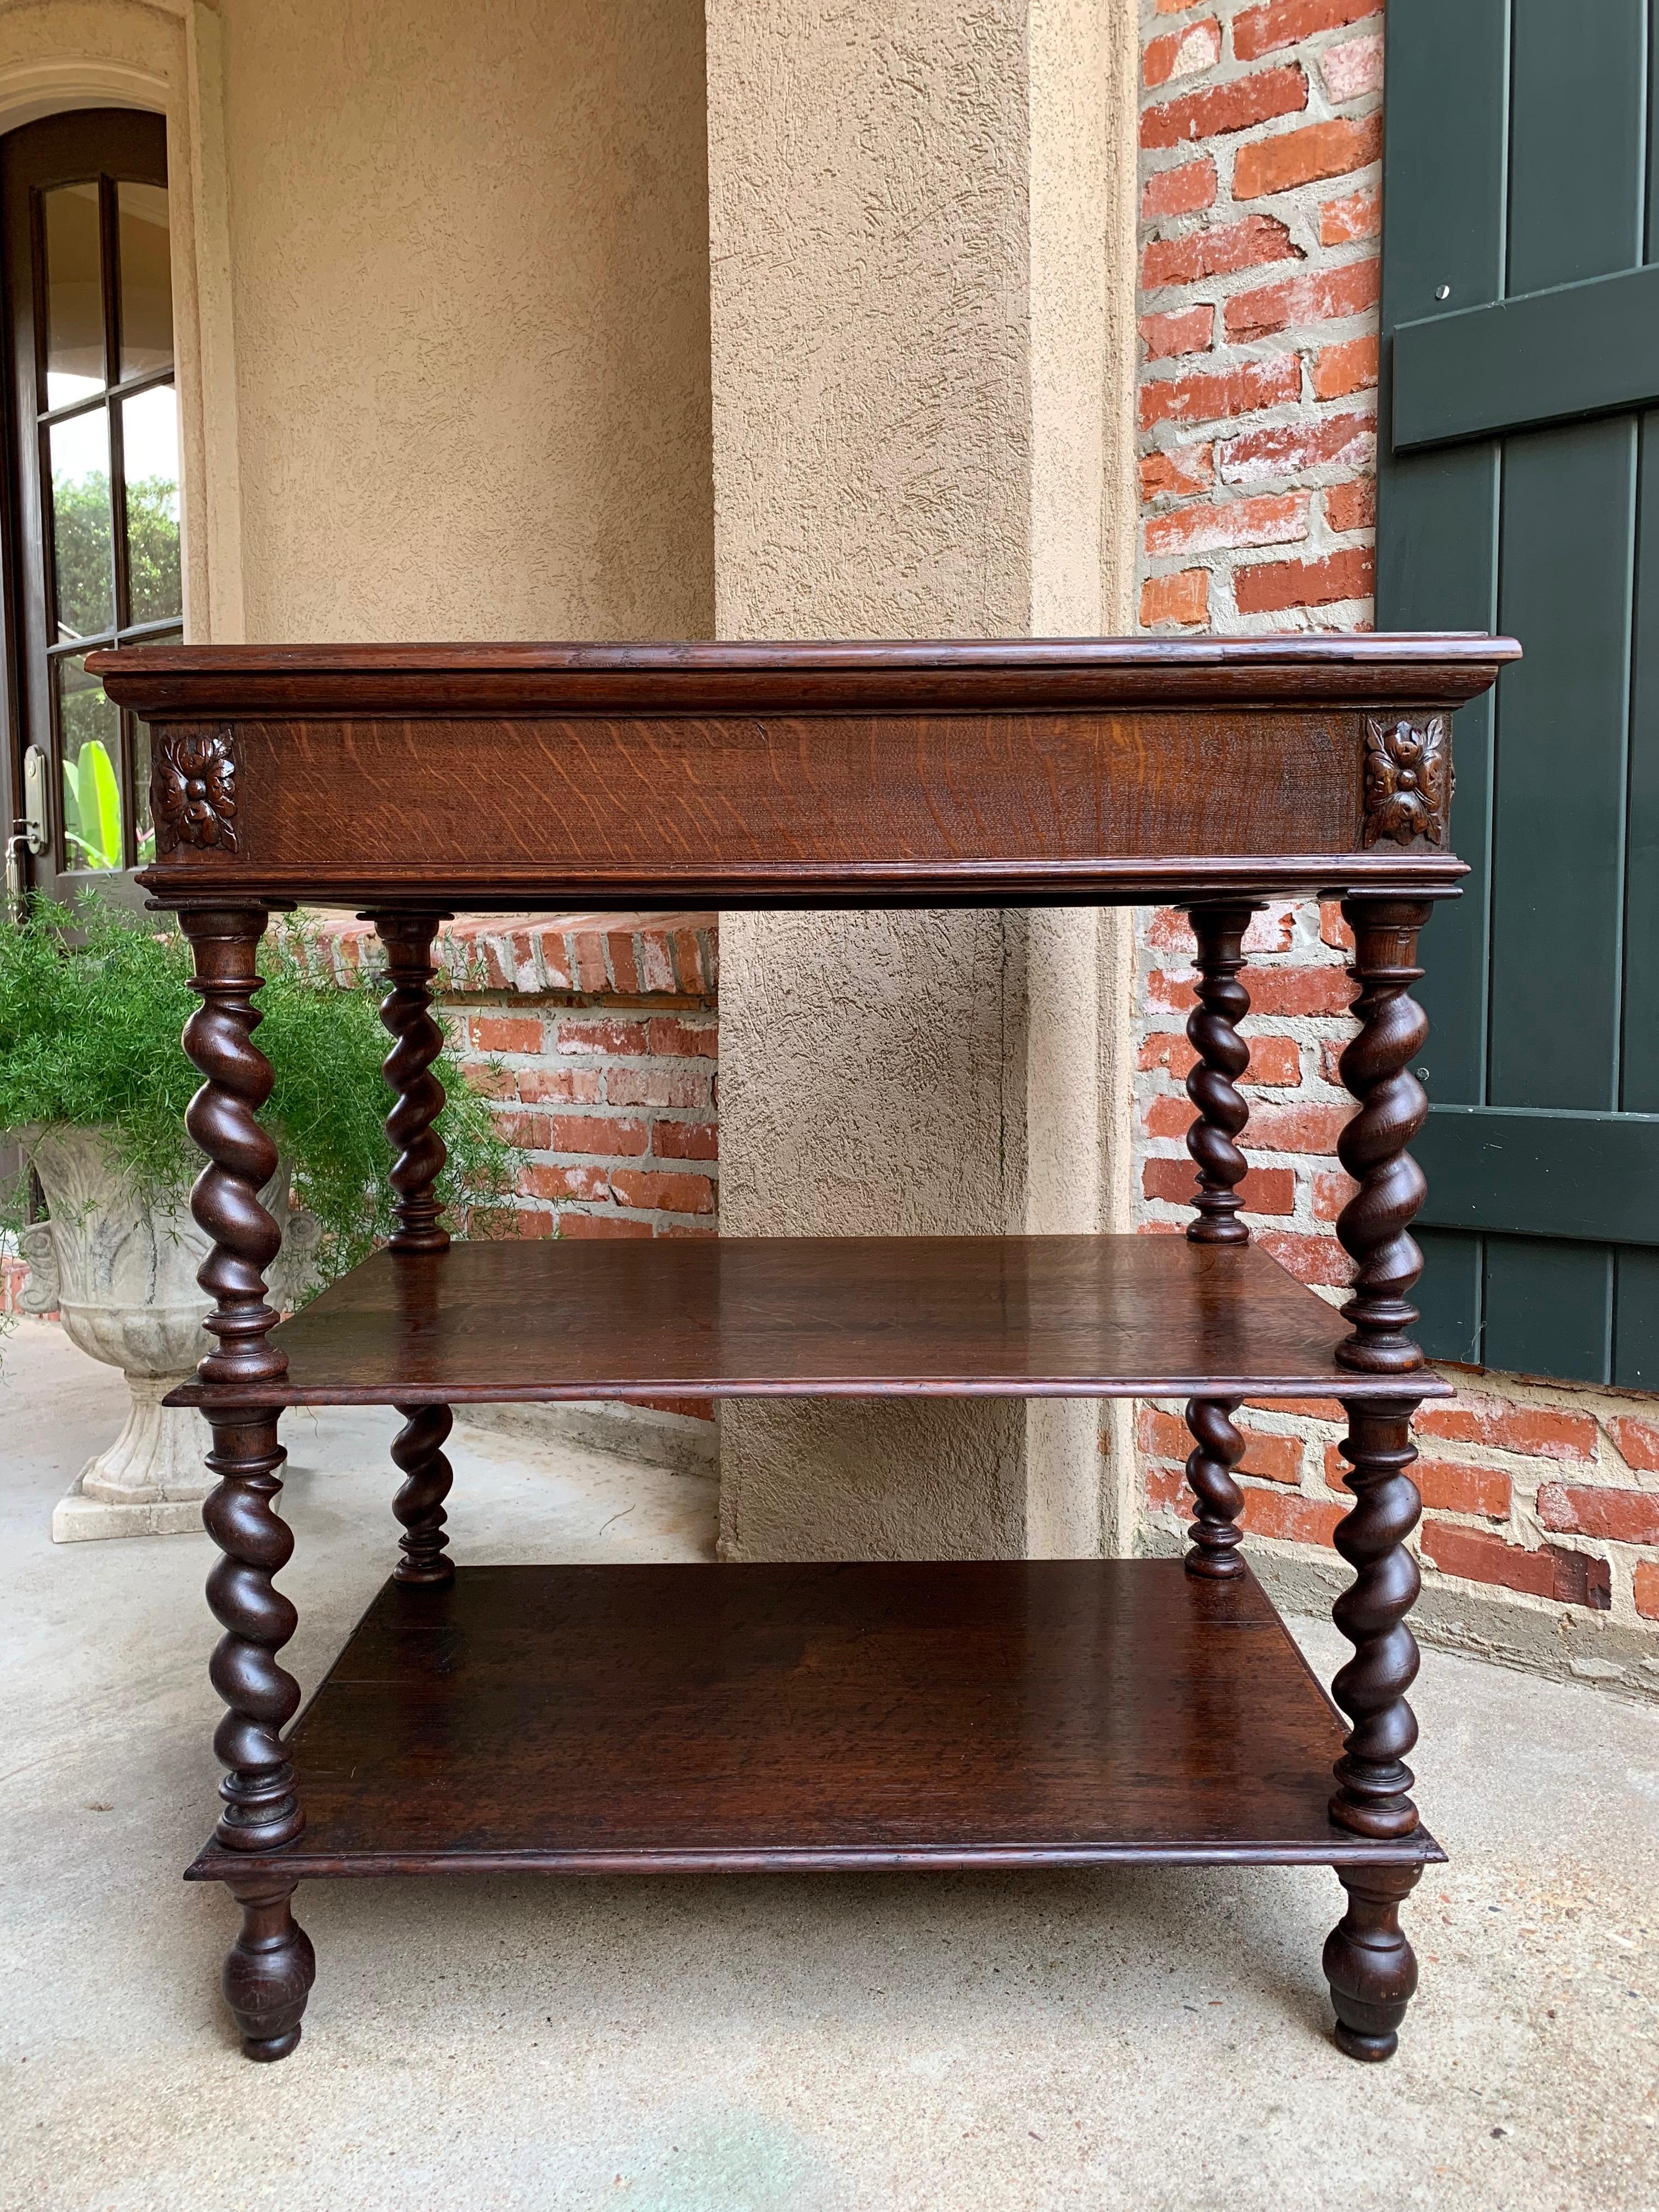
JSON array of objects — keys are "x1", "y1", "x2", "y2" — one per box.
[{"x1": 75, "y1": 739, "x2": 122, "y2": 871}]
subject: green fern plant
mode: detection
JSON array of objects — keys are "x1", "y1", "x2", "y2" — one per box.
[{"x1": 0, "y1": 893, "x2": 510, "y2": 1286}]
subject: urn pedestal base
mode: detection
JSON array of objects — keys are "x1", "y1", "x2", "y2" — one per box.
[
  {"x1": 51, "y1": 1375, "x2": 211, "y2": 1541},
  {"x1": 20, "y1": 1125, "x2": 317, "y2": 1545}
]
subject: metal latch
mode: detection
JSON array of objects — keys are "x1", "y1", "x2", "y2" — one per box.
[{"x1": 22, "y1": 744, "x2": 49, "y2": 856}]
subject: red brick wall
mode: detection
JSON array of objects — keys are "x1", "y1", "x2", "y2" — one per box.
[
  {"x1": 1134, "y1": 0, "x2": 1659, "y2": 1671},
  {"x1": 313, "y1": 913, "x2": 719, "y2": 1244},
  {"x1": 1138, "y1": 0, "x2": 1381, "y2": 636}
]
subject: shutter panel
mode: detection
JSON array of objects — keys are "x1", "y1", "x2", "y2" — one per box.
[{"x1": 1378, "y1": 0, "x2": 1659, "y2": 1386}]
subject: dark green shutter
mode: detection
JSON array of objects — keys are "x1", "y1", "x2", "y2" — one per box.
[{"x1": 1378, "y1": 0, "x2": 1659, "y2": 1387}]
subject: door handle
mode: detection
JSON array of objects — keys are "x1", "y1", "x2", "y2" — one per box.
[{"x1": 21, "y1": 743, "x2": 48, "y2": 856}]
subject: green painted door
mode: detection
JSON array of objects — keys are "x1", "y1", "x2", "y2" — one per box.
[{"x1": 1378, "y1": 0, "x2": 1659, "y2": 1387}]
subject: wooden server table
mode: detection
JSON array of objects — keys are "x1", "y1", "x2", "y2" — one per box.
[{"x1": 93, "y1": 633, "x2": 1517, "y2": 2066}]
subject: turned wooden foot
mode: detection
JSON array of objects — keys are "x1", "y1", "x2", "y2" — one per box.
[
  {"x1": 1324, "y1": 1864, "x2": 1421, "y2": 2061},
  {"x1": 223, "y1": 1874, "x2": 315, "y2": 2061}
]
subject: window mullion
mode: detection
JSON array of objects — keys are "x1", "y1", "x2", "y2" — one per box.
[{"x1": 99, "y1": 172, "x2": 135, "y2": 863}]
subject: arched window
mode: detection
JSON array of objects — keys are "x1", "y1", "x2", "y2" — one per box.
[{"x1": 3, "y1": 109, "x2": 180, "y2": 899}]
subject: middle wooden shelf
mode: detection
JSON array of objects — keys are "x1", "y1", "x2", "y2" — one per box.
[{"x1": 170, "y1": 1234, "x2": 1453, "y2": 1409}]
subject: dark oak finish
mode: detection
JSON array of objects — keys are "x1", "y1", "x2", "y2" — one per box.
[
  {"x1": 1335, "y1": 899, "x2": 1434, "y2": 1373},
  {"x1": 1327, "y1": 1401, "x2": 1425, "y2": 1841},
  {"x1": 370, "y1": 910, "x2": 452, "y2": 1255},
  {"x1": 89, "y1": 636, "x2": 1518, "y2": 915},
  {"x1": 221, "y1": 1871, "x2": 315, "y2": 2062},
  {"x1": 1324, "y1": 1865, "x2": 1424, "y2": 2063},
  {"x1": 1182, "y1": 1397, "x2": 1247, "y2": 1578},
  {"x1": 186, "y1": 1561, "x2": 1446, "y2": 1878},
  {"x1": 93, "y1": 631, "x2": 1520, "y2": 717},
  {"x1": 390, "y1": 1402, "x2": 454, "y2": 1587},
  {"x1": 165, "y1": 1235, "x2": 1456, "y2": 1409},
  {"x1": 1183, "y1": 904, "x2": 1257, "y2": 1244},
  {"x1": 178, "y1": 908, "x2": 288, "y2": 1387},
  {"x1": 99, "y1": 633, "x2": 1517, "y2": 2066},
  {"x1": 370, "y1": 911, "x2": 456, "y2": 1583},
  {"x1": 201, "y1": 1409, "x2": 303, "y2": 1852},
  {"x1": 180, "y1": 910, "x2": 304, "y2": 1859}
]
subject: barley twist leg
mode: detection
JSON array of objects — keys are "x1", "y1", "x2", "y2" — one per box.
[
  {"x1": 1335, "y1": 899, "x2": 1432, "y2": 1373},
  {"x1": 1329, "y1": 1400, "x2": 1424, "y2": 1839},
  {"x1": 391, "y1": 1401, "x2": 455, "y2": 1584},
  {"x1": 1184, "y1": 902, "x2": 1257, "y2": 1244},
  {"x1": 368, "y1": 909, "x2": 452, "y2": 1254},
  {"x1": 1182, "y1": 1396, "x2": 1245, "y2": 1579}
]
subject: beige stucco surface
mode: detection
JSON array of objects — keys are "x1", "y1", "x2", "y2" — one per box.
[
  {"x1": 708, "y1": 0, "x2": 1141, "y2": 1562},
  {"x1": 218, "y1": 0, "x2": 714, "y2": 642}
]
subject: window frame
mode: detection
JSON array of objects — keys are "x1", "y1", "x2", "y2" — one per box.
[{"x1": 1, "y1": 107, "x2": 179, "y2": 906}]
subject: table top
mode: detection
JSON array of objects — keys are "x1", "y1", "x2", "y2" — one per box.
[{"x1": 92, "y1": 632, "x2": 1519, "y2": 913}]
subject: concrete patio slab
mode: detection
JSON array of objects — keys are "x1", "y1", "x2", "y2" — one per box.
[{"x1": 1, "y1": 1318, "x2": 1655, "y2": 2211}]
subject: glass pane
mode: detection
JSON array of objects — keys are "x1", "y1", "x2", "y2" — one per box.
[
  {"x1": 129, "y1": 627, "x2": 182, "y2": 867},
  {"x1": 122, "y1": 384, "x2": 180, "y2": 621},
  {"x1": 43, "y1": 182, "x2": 104, "y2": 408},
  {"x1": 49, "y1": 407, "x2": 114, "y2": 640},
  {"x1": 55, "y1": 653, "x2": 123, "y2": 871},
  {"x1": 117, "y1": 181, "x2": 172, "y2": 382}
]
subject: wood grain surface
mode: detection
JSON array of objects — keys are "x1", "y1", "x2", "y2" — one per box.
[
  {"x1": 136, "y1": 707, "x2": 1472, "y2": 912},
  {"x1": 89, "y1": 634, "x2": 1518, "y2": 912},
  {"x1": 185, "y1": 1560, "x2": 1446, "y2": 1878},
  {"x1": 168, "y1": 1234, "x2": 1457, "y2": 1409},
  {"x1": 92, "y1": 633, "x2": 1520, "y2": 719}
]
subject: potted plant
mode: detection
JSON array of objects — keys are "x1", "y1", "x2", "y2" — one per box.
[{"x1": 0, "y1": 895, "x2": 507, "y2": 1540}]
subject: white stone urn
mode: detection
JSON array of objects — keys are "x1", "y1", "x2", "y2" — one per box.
[{"x1": 19, "y1": 1126, "x2": 320, "y2": 1542}]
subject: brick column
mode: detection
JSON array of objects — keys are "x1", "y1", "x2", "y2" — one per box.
[{"x1": 706, "y1": 0, "x2": 1141, "y2": 1560}]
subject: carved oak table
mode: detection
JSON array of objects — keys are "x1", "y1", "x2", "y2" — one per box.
[{"x1": 92, "y1": 633, "x2": 1516, "y2": 2064}]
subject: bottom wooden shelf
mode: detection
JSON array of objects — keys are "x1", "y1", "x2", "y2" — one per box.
[{"x1": 189, "y1": 1561, "x2": 1441, "y2": 1880}]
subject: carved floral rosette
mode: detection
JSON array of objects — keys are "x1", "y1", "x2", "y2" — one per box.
[
  {"x1": 1362, "y1": 717, "x2": 1452, "y2": 849},
  {"x1": 155, "y1": 726, "x2": 239, "y2": 854}
]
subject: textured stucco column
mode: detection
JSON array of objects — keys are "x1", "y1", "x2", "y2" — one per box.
[{"x1": 708, "y1": 0, "x2": 1139, "y2": 1560}]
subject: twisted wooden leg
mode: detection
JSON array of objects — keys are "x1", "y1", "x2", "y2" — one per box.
[
  {"x1": 179, "y1": 908, "x2": 289, "y2": 1389},
  {"x1": 1324, "y1": 1865, "x2": 1421, "y2": 2062},
  {"x1": 1182, "y1": 1396, "x2": 1245, "y2": 1578},
  {"x1": 178, "y1": 909, "x2": 308, "y2": 2058},
  {"x1": 392, "y1": 1402, "x2": 455, "y2": 1584},
  {"x1": 370, "y1": 913, "x2": 458, "y2": 1579},
  {"x1": 1335, "y1": 899, "x2": 1432, "y2": 1373},
  {"x1": 204, "y1": 1412, "x2": 303, "y2": 1849},
  {"x1": 178, "y1": 909, "x2": 302, "y2": 1858},
  {"x1": 369, "y1": 910, "x2": 452, "y2": 1254},
  {"x1": 1329, "y1": 1401, "x2": 1423, "y2": 1839},
  {"x1": 223, "y1": 1872, "x2": 315, "y2": 2061},
  {"x1": 1184, "y1": 903, "x2": 1257, "y2": 1244}
]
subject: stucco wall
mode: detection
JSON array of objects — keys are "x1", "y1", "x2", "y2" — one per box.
[
  {"x1": 707, "y1": 0, "x2": 1141, "y2": 1563},
  {"x1": 218, "y1": 0, "x2": 714, "y2": 642}
]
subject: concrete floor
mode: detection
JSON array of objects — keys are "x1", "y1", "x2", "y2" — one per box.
[{"x1": 1, "y1": 1319, "x2": 1656, "y2": 2212}]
